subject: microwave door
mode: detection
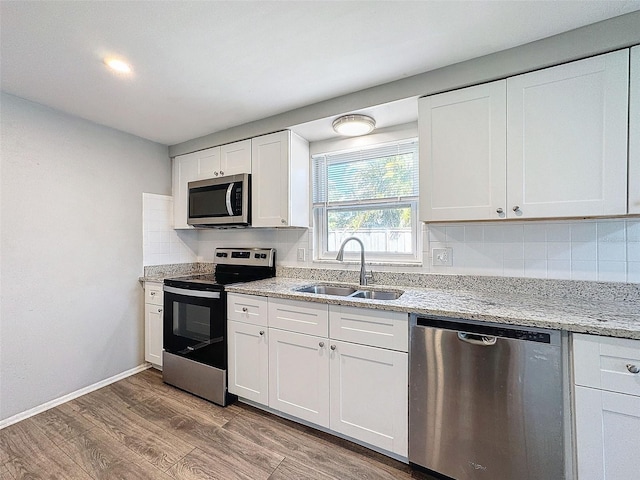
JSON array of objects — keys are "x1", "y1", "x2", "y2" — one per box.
[{"x1": 225, "y1": 183, "x2": 234, "y2": 216}]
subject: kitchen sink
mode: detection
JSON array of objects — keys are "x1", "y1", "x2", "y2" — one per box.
[
  {"x1": 294, "y1": 284, "x2": 403, "y2": 301},
  {"x1": 350, "y1": 290, "x2": 403, "y2": 300},
  {"x1": 295, "y1": 285, "x2": 358, "y2": 296}
]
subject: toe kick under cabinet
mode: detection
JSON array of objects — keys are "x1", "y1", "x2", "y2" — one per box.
[
  {"x1": 227, "y1": 293, "x2": 409, "y2": 457},
  {"x1": 572, "y1": 333, "x2": 640, "y2": 480}
]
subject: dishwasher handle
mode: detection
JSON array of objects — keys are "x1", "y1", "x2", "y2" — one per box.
[{"x1": 457, "y1": 332, "x2": 497, "y2": 346}]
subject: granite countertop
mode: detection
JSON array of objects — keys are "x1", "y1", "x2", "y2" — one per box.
[{"x1": 226, "y1": 277, "x2": 640, "y2": 340}]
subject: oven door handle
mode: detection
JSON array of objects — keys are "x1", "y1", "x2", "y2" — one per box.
[
  {"x1": 163, "y1": 286, "x2": 221, "y2": 299},
  {"x1": 179, "y1": 337, "x2": 224, "y2": 355}
]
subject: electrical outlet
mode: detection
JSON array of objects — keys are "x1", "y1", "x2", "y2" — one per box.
[
  {"x1": 432, "y1": 247, "x2": 453, "y2": 266},
  {"x1": 297, "y1": 248, "x2": 306, "y2": 261}
]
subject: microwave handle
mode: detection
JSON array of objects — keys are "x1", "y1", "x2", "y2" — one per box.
[{"x1": 225, "y1": 182, "x2": 234, "y2": 216}]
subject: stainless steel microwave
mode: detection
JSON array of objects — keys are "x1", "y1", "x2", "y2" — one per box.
[{"x1": 187, "y1": 173, "x2": 250, "y2": 226}]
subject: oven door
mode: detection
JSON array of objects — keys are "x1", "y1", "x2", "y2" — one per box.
[{"x1": 163, "y1": 286, "x2": 226, "y2": 369}]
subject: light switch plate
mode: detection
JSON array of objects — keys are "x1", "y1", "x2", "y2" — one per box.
[
  {"x1": 297, "y1": 248, "x2": 306, "y2": 261},
  {"x1": 432, "y1": 247, "x2": 453, "y2": 266}
]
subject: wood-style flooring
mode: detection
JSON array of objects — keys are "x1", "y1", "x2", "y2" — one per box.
[{"x1": 0, "y1": 368, "x2": 436, "y2": 480}]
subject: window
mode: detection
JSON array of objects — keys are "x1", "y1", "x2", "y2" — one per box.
[{"x1": 312, "y1": 138, "x2": 419, "y2": 262}]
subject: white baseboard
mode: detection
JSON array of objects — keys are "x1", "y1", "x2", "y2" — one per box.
[{"x1": 0, "y1": 363, "x2": 151, "y2": 429}]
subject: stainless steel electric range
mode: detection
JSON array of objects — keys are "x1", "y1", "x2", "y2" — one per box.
[{"x1": 162, "y1": 247, "x2": 276, "y2": 406}]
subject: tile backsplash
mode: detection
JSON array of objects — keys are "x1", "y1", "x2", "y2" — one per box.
[
  {"x1": 142, "y1": 194, "x2": 198, "y2": 267},
  {"x1": 426, "y1": 218, "x2": 639, "y2": 283},
  {"x1": 142, "y1": 194, "x2": 639, "y2": 283}
]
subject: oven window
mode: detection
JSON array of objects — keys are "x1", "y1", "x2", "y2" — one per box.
[{"x1": 173, "y1": 302, "x2": 210, "y2": 341}]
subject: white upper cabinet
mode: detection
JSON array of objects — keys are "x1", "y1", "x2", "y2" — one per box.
[
  {"x1": 629, "y1": 46, "x2": 640, "y2": 215},
  {"x1": 251, "y1": 130, "x2": 310, "y2": 228},
  {"x1": 172, "y1": 150, "x2": 203, "y2": 229},
  {"x1": 419, "y1": 49, "x2": 630, "y2": 222},
  {"x1": 507, "y1": 49, "x2": 629, "y2": 219},
  {"x1": 220, "y1": 139, "x2": 252, "y2": 176},
  {"x1": 419, "y1": 80, "x2": 507, "y2": 221},
  {"x1": 172, "y1": 140, "x2": 252, "y2": 229}
]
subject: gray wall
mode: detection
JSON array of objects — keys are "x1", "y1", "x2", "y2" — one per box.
[{"x1": 0, "y1": 93, "x2": 171, "y2": 421}]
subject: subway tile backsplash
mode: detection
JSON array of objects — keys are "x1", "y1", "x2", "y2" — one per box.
[
  {"x1": 142, "y1": 195, "x2": 639, "y2": 284},
  {"x1": 142, "y1": 193, "x2": 198, "y2": 267},
  {"x1": 425, "y1": 218, "x2": 639, "y2": 283}
]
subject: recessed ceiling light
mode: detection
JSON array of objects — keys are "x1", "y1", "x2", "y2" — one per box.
[
  {"x1": 332, "y1": 114, "x2": 376, "y2": 136},
  {"x1": 104, "y1": 57, "x2": 132, "y2": 74}
]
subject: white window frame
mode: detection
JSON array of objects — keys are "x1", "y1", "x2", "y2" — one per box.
[{"x1": 311, "y1": 130, "x2": 420, "y2": 264}]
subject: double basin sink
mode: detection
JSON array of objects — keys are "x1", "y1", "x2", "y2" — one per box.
[{"x1": 295, "y1": 284, "x2": 404, "y2": 301}]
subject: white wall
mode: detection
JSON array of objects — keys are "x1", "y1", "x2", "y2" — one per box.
[{"x1": 0, "y1": 93, "x2": 171, "y2": 421}]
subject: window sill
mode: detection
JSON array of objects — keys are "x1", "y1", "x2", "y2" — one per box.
[{"x1": 312, "y1": 258, "x2": 423, "y2": 268}]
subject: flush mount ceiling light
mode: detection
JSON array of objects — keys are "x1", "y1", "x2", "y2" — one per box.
[
  {"x1": 332, "y1": 114, "x2": 376, "y2": 136},
  {"x1": 104, "y1": 57, "x2": 132, "y2": 74}
]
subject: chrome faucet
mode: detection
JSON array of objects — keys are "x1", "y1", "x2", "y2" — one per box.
[{"x1": 336, "y1": 236, "x2": 369, "y2": 286}]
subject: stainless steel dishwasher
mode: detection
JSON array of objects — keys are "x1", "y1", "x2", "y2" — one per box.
[{"x1": 409, "y1": 315, "x2": 569, "y2": 480}]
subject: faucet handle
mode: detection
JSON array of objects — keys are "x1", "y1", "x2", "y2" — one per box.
[{"x1": 364, "y1": 269, "x2": 374, "y2": 285}]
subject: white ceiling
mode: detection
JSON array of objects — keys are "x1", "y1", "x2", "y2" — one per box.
[{"x1": 2, "y1": 1, "x2": 639, "y2": 146}]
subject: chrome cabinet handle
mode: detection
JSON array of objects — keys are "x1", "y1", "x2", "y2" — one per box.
[
  {"x1": 281, "y1": 219, "x2": 287, "y2": 224},
  {"x1": 513, "y1": 205, "x2": 521, "y2": 212},
  {"x1": 157, "y1": 308, "x2": 162, "y2": 313},
  {"x1": 219, "y1": 171, "x2": 224, "y2": 176},
  {"x1": 259, "y1": 330, "x2": 265, "y2": 336},
  {"x1": 627, "y1": 364, "x2": 640, "y2": 374},
  {"x1": 214, "y1": 171, "x2": 219, "y2": 176},
  {"x1": 150, "y1": 291, "x2": 156, "y2": 296},
  {"x1": 242, "y1": 307, "x2": 248, "y2": 312},
  {"x1": 330, "y1": 345, "x2": 336, "y2": 351},
  {"x1": 319, "y1": 342, "x2": 325, "y2": 348},
  {"x1": 496, "y1": 208, "x2": 504, "y2": 214}
]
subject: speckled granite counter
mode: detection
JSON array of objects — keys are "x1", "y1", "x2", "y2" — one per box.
[
  {"x1": 139, "y1": 263, "x2": 214, "y2": 283},
  {"x1": 226, "y1": 276, "x2": 640, "y2": 340}
]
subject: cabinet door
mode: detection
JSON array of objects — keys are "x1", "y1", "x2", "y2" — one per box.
[
  {"x1": 220, "y1": 139, "x2": 251, "y2": 175},
  {"x1": 330, "y1": 341, "x2": 408, "y2": 456},
  {"x1": 251, "y1": 131, "x2": 290, "y2": 227},
  {"x1": 419, "y1": 80, "x2": 507, "y2": 221},
  {"x1": 145, "y1": 304, "x2": 163, "y2": 366},
  {"x1": 507, "y1": 50, "x2": 629, "y2": 219},
  {"x1": 268, "y1": 328, "x2": 330, "y2": 427},
  {"x1": 172, "y1": 151, "x2": 199, "y2": 229},
  {"x1": 197, "y1": 146, "x2": 222, "y2": 178},
  {"x1": 228, "y1": 321, "x2": 269, "y2": 405},
  {"x1": 574, "y1": 386, "x2": 640, "y2": 480},
  {"x1": 630, "y1": 46, "x2": 640, "y2": 214}
]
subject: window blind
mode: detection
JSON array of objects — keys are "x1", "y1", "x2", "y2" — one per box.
[{"x1": 312, "y1": 139, "x2": 419, "y2": 204}]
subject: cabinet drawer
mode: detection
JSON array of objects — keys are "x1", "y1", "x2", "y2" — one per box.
[
  {"x1": 268, "y1": 298, "x2": 328, "y2": 337},
  {"x1": 329, "y1": 305, "x2": 408, "y2": 351},
  {"x1": 145, "y1": 282, "x2": 163, "y2": 306},
  {"x1": 573, "y1": 333, "x2": 640, "y2": 396},
  {"x1": 227, "y1": 293, "x2": 268, "y2": 326}
]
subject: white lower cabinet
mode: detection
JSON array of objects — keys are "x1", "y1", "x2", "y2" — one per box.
[
  {"x1": 144, "y1": 282, "x2": 163, "y2": 367},
  {"x1": 329, "y1": 340, "x2": 408, "y2": 455},
  {"x1": 228, "y1": 321, "x2": 269, "y2": 404},
  {"x1": 227, "y1": 294, "x2": 269, "y2": 404},
  {"x1": 227, "y1": 294, "x2": 409, "y2": 457},
  {"x1": 572, "y1": 333, "x2": 640, "y2": 479},
  {"x1": 268, "y1": 328, "x2": 330, "y2": 426},
  {"x1": 574, "y1": 386, "x2": 640, "y2": 480}
]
